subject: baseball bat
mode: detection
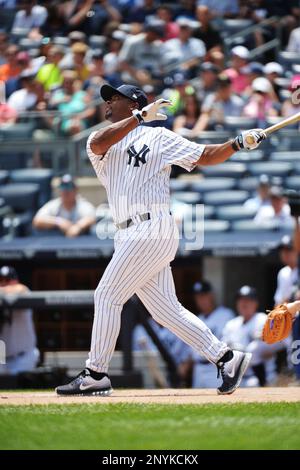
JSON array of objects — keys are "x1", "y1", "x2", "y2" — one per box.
[{"x1": 245, "y1": 111, "x2": 300, "y2": 145}]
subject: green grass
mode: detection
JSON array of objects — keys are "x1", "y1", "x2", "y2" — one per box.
[{"x1": 0, "y1": 402, "x2": 300, "y2": 450}]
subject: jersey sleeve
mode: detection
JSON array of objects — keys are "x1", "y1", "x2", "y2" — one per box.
[
  {"x1": 161, "y1": 128, "x2": 205, "y2": 172},
  {"x1": 86, "y1": 131, "x2": 108, "y2": 180}
]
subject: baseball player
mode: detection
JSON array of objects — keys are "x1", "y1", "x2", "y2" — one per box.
[{"x1": 56, "y1": 83, "x2": 266, "y2": 396}]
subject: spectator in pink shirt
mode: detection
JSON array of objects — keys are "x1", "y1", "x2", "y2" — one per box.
[
  {"x1": 243, "y1": 77, "x2": 278, "y2": 126},
  {"x1": 157, "y1": 5, "x2": 179, "y2": 41},
  {"x1": 225, "y1": 45, "x2": 250, "y2": 94}
]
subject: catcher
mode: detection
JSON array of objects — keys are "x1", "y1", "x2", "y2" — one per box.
[{"x1": 262, "y1": 300, "x2": 300, "y2": 344}]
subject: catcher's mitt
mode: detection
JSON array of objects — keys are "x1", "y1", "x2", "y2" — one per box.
[{"x1": 262, "y1": 304, "x2": 293, "y2": 344}]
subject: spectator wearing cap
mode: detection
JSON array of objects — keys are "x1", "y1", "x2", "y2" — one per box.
[
  {"x1": 173, "y1": 93, "x2": 202, "y2": 138},
  {"x1": 244, "y1": 174, "x2": 272, "y2": 213},
  {"x1": 274, "y1": 236, "x2": 298, "y2": 305},
  {"x1": 196, "y1": 0, "x2": 239, "y2": 18},
  {"x1": 119, "y1": 19, "x2": 165, "y2": 86},
  {"x1": 36, "y1": 46, "x2": 64, "y2": 92},
  {"x1": 191, "y1": 74, "x2": 244, "y2": 133},
  {"x1": 49, "y1": 70, "x2": 95, "y2": 135},
  {"x1": 11, "y1": 0, "x2": 48, "y2": 37},
  {"x1": 263, "y1": 62, "x2": 284, "y2": 101},
  {"x1": 194, "y1": 61, "x2": 219, "y2": 102},
  {"x1": 254, "y1": 186, "x2": 293, "y2": 227},
  {"x1": 103, "y1": 30, "x2": 127, "y2": 83},
  {"x1": 0, "y1": 266, "x2": 40, "y2": 375},
  {"x1": 33, "y1": 174, "x2": 96, "y2": 237},
  {"x1": 163, "y1": 18, "x2": 206, "y2": 77},
  {"x1": 4, "y1": 51, "x2": 31, "y2": 99},
  {"x1": 66, "y1": 0, "x2": 121, "y2": 36},
  {"x1": 222, "y1": 286, "x2": 284, "y2": 387},
  {"x1": 156, "y1": 4, "x2": 179, "y2": 41},
  {"x1": 7, "y1": 70, "x2": 41, "y2": 112},
  {"x1": 71, "y1": 42, "x2": 89, "y2": 82},
  {"x1": 190, "y1": 281, "x2": 234, "y2": 388},
  {"x1": 243, "y1": 77, "x2": 278, "y2": 126},
  {"x1": 194, "y1": 5, "x2": 223, "y2": 57},
  {"x1": 0, "y1": 45, "x2": 21, "y2": 82},
  {"x1": 282, "y1": 75, "x2": 300, "y2": 121},
  {"x1": 162, "y1": 73, "x2": 194, "y2": 117},
  {"x1": 225, "y1": 46, "x2": 250, "y2": 94},
  {"x1": 58, "y1": 31, "x2": 87, "y2": 70}
]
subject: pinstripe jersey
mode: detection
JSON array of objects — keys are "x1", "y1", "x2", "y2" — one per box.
[{"x1": 87, "y1": 125, "x2": 205, "y2": 224}]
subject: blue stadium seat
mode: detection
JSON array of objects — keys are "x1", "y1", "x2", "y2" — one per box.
[
  {"x1": 203, "y1": 190, "x2": 249, "y2": 206},
  {"x1": 278, "y1": 51, "x2": 300, "y2": 70},
  {"x1": 201, "y1": 162, "x2": 247, "y2": 178},
  {"x1": 223, "y1": 116, "x2": 257, "y2": 132},
  {"x1": 0, "y1": 183, "x2": 40, "y2": 236},
  {"x1": 216, "y1": 205, "x2": 257, "y2": 221},
  {"x1": 204, "y1": 220, "x2": 230, "y2": 232},
  {"x1": 270, "y1": 151, "x2": 300, "y2": 163},
  {"x1": 0, "y1": 170, "x2": 9, "y2": 185},
  {"x1": 231, "y1": 150, "x2": 264, "y2": 163},
  {"x1": 89, "y1": 35, "x2": 107, "y2": 49},
  {"x1": 172, "y1": 191, "x2": 202, "y2": 204},
  {"x1": 247, "y1": 161, "x2": 292, "y2": 177},
  {"x1": 232, "y1": 220, "x2": 279, "y2": 231},
  {"x1": 237, "y1": 177, "x2": 260, "y2": 192},
  {"x1": 285, "y1": 176, "x2": 300, "y2": 191},
  {"x1": 189, "y1": 177, "x2": 236, "y2": 193},
  {"x1": 170, "y1": 179, "x2": 190, "y2": 192},
  {"x1": 196, "y1": 131, "x2": 230, "y2": 146},
  {"x1": 9, "y1": 169, "x2": 53, "y2": 207}
]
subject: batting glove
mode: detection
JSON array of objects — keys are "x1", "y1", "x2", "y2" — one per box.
[
  {"x1": 233, "y1": 128, "x2": 267, "y2": 151},
  {"x1": 133, "y1": 99, "x2": 172, "y2": 123}
]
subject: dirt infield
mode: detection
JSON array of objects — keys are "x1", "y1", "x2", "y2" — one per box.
[{"x1": 0, "y1": 387, "x2": 299, "y2": 406}]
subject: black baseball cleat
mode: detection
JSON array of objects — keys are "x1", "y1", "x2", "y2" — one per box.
[
  {"x1": 55, "y1": 368, "x2": 113, "y2": 396},
  {"x1": 216, "y1": 350, "x2": 252, "y2": 395}
]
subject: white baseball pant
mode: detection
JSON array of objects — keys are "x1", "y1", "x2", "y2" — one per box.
[{"x1": 86, "y1": 213, "x2": 229, "y2": 373}]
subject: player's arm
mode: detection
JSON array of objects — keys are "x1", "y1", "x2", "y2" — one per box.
[
  {"x1": 196, "y1": 129, "x2": 266, "y2": 166},
  {"x1": 90, "y1": 99, "x2": 171, "y2": 156}
]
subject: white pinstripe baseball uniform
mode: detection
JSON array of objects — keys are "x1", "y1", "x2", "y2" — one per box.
[{"x1": 85, "y1": 125, "x2": 230, "y2": 373}]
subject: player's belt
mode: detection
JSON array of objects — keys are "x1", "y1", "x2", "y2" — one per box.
[{"x1": 116, "y1": 212, "x2": 151, "y2": 230}]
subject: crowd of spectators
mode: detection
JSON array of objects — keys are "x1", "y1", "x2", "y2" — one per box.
[{"x1": 1, "y1": 1, "x2": 300, "y2": 139}]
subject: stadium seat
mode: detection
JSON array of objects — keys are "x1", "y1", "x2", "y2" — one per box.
[
  {"x1": 189, "y1": 177, "x2": 236, "y2": 193},
  {"x1": 223, "y1": 116, "x2": 257, "y2": 132},
  {"x1": 237, "y1": 177, "x2": 260, "y2": 192},
  {"x1": 0, "y1": 183, "x2": 40, "y2": 236},
  {"x1": 201, "y1": 162, "x2": 247, "y2": 178},
  {"x1": 0, "y1": 170, "x2": 9, "y2": 185},
  {"x1": 9, "y1": 169, "x2": 53, "y2": 207},
  {"x1": 221, "y1": 18, "x2": 253, "y2": 35},
  {"x1": 216, "y1": 205, "x2": 257, "y2": 221},
  {"x1": 196, "y1": 131, "x2": 230, "y2": 146},
  {"x1": 204, "y1": 220, "x2": 230, "y2": 232},
  {"x1": 247, "y1": 161, "x2": 292, "y2": 177},
  {"x1": 89, "y1": 35, "x2": 107, "y2": 49},
  {"x1": 270, "y1": 151, "x2": 300, "y2": 163},
  {"x1": 285, "y1": 176, "x2": 300, "y2": 191},
  {"x1": 231, "y1": 150, "x2": 264, "y2": 163},
  {"x1": 203, "y1": 190, "x2": 249, "y2": 206},
  {"x1": 278, "y1": 51, "x2": 300, "y2": 70},
  {"x1": 232, "y1": 220, "x2": 279, "y2": 231},
  {"x1": 19, "y1": 37, "x2": 43, "y2": 50},
  {"x1": 172, "y1": 191, "x2": 202, "y2": 204},
  {"x1": 0, "y1": 123, "x2": 35, "y2": 140},
  {"x1": 53, "y1": 37, "x2": 70, "y2": 47},
  {"x1": 170, "y1": 179, "x2": 190, "y2": 192}
]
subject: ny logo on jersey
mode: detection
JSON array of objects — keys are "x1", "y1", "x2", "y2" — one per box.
[{"x1": 127, "y1": 144, "x2": 150, "y2": 167}]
